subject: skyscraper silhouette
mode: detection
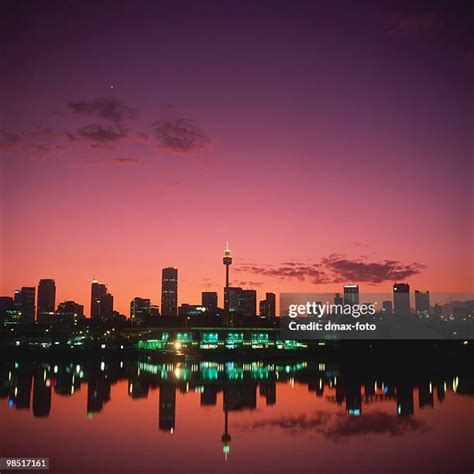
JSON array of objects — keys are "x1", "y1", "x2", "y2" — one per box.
[
  {"x1": 37, "y1": 279, "x2": 56, "y2": 321},
  {"x1": 343, "y1": 284, "x2": 359, "y2": 306},
  {"x1": 18, "y1": 287, "x2": 35, "y2": 323},
  {"x1": 239, "y1": 289, "x2": 257, "y2": 316},
  {"x1": 91, "y1": 280, "x2": 106, "y2": 319},
  {"x1": 202, "y1": 292, "x2": 218, "y2": 312},
  {"x1": 57, "y1": 301, "x2": 84, "y2": 319},
  {"x1": 259, "y1": 293, "x2": 276, "y2": 319},
  {"x1": 415, "y1": 290, "x2": 430, "y2": 315},
  {"x1": 161, "y1": 268, "x2": 178, "y2": 317},
  {"x1": 90, "y1": 280, "x2": 113, "y2": 320},
  {"x1": 130, "y1": 297, "x2": 151, "y2": 322},
  {"x1": 265, "y1": 293, "x2": 276, "y2": 318},
  {"x1": 393, "y1": 283, "x2": 410, "y2": 315}
]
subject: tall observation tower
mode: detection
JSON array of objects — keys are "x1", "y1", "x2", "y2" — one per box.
[{"x1": 223, "y1": 242, "x2": 232, "y2": 326}]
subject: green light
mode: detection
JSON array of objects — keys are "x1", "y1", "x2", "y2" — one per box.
[
  {"x1": 201, "y1": 333, "x2": 219, "y2": 343},
  {"x1": 250, "y1": 332, "x2": 269, "y2": 348},
  {"x1": 176, "y1": 332, "x2": 192, "y2": 344}
]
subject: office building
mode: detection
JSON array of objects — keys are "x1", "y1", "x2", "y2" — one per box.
[
  {"x1": 225, "y1": 287, "x2": 257, "y2": 316},
  {"x1": 265, "y1": 293, "x2": 276, "y2": 318},
  {"x1": 415, "y1": 290, "x2": 430, "y2": 315},
  {"x1": 240, "y1": 289, "x2": 257, "y2": 316},
  {"x1": 57, "y1": 300, "x2": 84, "y2": 319},
  {"x1": 101, "y1": 293, "x2": 113, "y2": 320},
  {"x1": 130, "y1": 297, "x2": 151, "y2": 322},
  {"x1": 18, "y1": 287, "x2": 35, "y2": 323},
  {"x1": 37, "y1": 279, "x2": 56, "y2": 321},
  {"x1": 90, "y1": 280, "x2": 113, "y2": 320},
  {"x1": 161, "y1": 267, "x2": 178, "y2": 317},
  {"x1": 382, "y1": 300, "x2": 393, "y2": 315},
  {"x1": 0, "y1": 296, "x2": 15, "y2": 325},
  {"x1": 225, "y1": 287, "x2": 241, "y2": 314},
  {"x1": 393, "y1": 283, "x2": 410, "y2": 315},
  {"x1": 150, "y1": 305, "x2": 160, "y2": 318},
  {"x1": 202, "y1": 292, "x2": 218, "y2": 312},
  {"x1": 343, "y1": 285, "x2": 359, "y2": 306},
  {"x1": 433, "y1": 303, "x2": 443, "y2": 318},
  {"x1": 259, "y1": 292, "x2": 276, "y2": 319},
  {"x1": 91, "y1": 280, "x2": 107, "y2": 319},
  {"x1": 178, "y1": 304, "x2": 206, "y2": 317}
]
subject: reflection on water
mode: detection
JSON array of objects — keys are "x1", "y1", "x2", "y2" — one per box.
[{"x1": 1, "y1": 356, "x2": 473, "y2": 473}]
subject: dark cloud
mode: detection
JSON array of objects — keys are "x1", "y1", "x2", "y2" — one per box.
[
  {"x1": 67, "y1": 97, "x2": 135, "y2": 122},
  {"x1": 236, "y1": 254, "x2": 424, "y2": 285},
  {"x1": 242, "y1": 411, "x2": 427, "y2": 440},
  {"x1": 236, "y1": 281, "x2": 263, "y2": 287},
  {"x1": 152, "y1": 118, "x2": 210, "y2": 154},
  {"x1": 77, "y1": 124, "x2": 126, "y2": 143},
  {"x1": 66, "y1": 132, "x2": 78, "y2": 142},
  {"x1": 110, "y1": 157, "x2": 139, "y2": 166},
  {"x1": 235, "y1": 263, "x2": 330, "y2": 284},
  {"x1": 89, "y1": 143, "x2": 115, "y2": 149},
  {"x1": 0, "y1": 130, "x2": 21, "y2": 150},
  {"x1": 322, "y1": 254, "x2": 424, "y2": 284},
  {"x1": 82, "y1": 157, "x2": 139, "y2": 166}
]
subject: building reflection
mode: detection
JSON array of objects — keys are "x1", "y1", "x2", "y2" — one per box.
[
  {"x1": 418, "y1": 382, "x2": 434, "y2": 409},
  {"x1": 259, "y1": 382, "x2": 276, "y2": 405},
  {"x1": 159, "y1": 384, "x2": 176, "y2": 432},
  {"x1": 1, "y1": 357, "x2": 472, "y2": 457},
  {"x1": 87, "y1": 376, "x2": 111, "y2": 415},
  {"x1": 33, "y1": 367, "x2": 51, "y2": 417}
]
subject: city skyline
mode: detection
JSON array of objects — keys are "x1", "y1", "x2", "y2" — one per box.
[
  {"x1": 1, "y1": 269, "x2": 471, "y2": 321},
  {"x1": 2, "y1": 242, "x2": 473, "y2": 320}
]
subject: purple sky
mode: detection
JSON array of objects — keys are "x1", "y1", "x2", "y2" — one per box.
[{"x1": 0, "y1": 0, "x2": 472, "y2": 314}]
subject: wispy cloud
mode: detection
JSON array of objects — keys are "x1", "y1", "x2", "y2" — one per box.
[
  {"x1": 77, "y1": 124, "x2": 126, "y2": 143},
  {"x1": 152, "y1": 118, "x2": 211, "y2": 154},
  {"x1": 67, "y1": 97, "x2": 135, "y2": 122},
  {"x1": 236, "y1": 280, "x2": 263, "y2": 287},
  {"x1": 82, "y1": 157, "x2": 139, "y2": 166}
]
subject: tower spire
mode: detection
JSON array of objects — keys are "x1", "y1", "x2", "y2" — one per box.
[{"x1": 223, "y1": 242, "x2": 233, "y2": 327}]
